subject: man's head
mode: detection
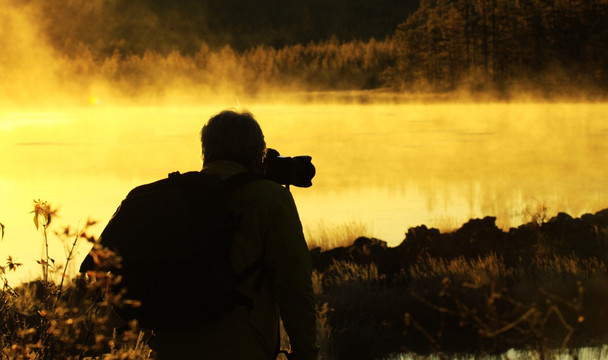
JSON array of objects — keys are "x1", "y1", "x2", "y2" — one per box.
[{"x1": 201, "y1": 110, "x2": 266, "y2": 172}]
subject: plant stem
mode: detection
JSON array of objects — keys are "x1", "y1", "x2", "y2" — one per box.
[
  {"x1": 57, "y1": 231, "x2": 80, "y2": 302},
  {"x1": 43, "y1": 224, "x2": 49, "y2": 284}
]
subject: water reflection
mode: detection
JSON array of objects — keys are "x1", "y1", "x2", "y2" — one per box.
[
  {"x1": 389, "y1": 346, "x2": 608, "y2": 360},
  {"x1": 1, "y1": 102, "x2": 607, "y2": 283}
]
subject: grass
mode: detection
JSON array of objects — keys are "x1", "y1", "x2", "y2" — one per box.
[
  {"x1": 3, "y1": 202, "x2": 608, "y2": 360},
  {"x1": 314, "y1": 254, "x2": 608, "y2": 360},
  {"x1": 310, "y1": 209, "x2": 608, "y2": 359},
  {"x1": 305, "y1": 219, "x2": 371, "y2": 251}
]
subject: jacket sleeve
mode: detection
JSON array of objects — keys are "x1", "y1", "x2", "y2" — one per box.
[{"x1": 265, "y1": 187, "x2": 318, "y2": 359}]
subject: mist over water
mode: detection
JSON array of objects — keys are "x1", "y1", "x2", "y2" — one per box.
[{"x1": 2, "y1": 101, "x2": 608, "y2": 285}]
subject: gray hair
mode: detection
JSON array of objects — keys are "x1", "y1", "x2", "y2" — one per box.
[{"x1": 201, "y1": 110, "x2": 266, "y2": 171}]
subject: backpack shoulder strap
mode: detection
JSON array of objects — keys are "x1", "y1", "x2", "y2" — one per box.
[{"x1": 222, "y1": 171, "x2": 268, "y2": 291}]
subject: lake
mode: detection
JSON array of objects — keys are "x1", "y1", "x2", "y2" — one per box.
[
  {"x1": 388, "y1": 345, "x2": 608, "y2": 360},
  {"x1": 1, "y1": 101, "x2": 608, "y2": 284}
]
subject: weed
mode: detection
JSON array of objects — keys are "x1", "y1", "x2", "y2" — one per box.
[
  {"x1": 522, "y1": 200, "x2": 550, "y2": 227},
  {"x1": 306, "y1": 219, "x2": 371, "y2": 250},
  {"x1": 0, "y1": 201, "x2": 152, "y2": 360}
]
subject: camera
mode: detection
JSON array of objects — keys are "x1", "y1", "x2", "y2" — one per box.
[{"x1": 263, "y1": 148, "x2": 316, "y2": 188}]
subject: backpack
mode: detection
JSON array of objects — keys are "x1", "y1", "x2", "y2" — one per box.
[{"x1": 80, "y1": 171, "x2": 262, "y2": 329}]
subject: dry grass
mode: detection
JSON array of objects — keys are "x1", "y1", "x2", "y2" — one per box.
[
  {"x1": 427, "y1": 216, "x2": 463, "y2": 234},
  {"x1": 532, "y1": 254, "x2": 607, "y2": 276},
  {"x1": 305, "y1": 219, "x2": 371, "y2": 250},
  {"x1": 323, "y1": 260, "x2": 385, "y2": 288},
  {"x1": 409, "y1": 253, "x2": 514, "y2": 289},
  {"x1": 312, "y1": 219, "x2": 608, "y2": 359},
  {"x1": 4, "y1": 202, "x2": 608, "y2": 360}
]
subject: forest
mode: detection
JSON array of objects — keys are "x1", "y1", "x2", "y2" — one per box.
[
  {"x1": 389, "y1": 0, "x2": 608, "y2": 96},
  {"x1": 3, "y1": 0, "x2": 608, "y2": 103},
  {"x1": 16, "y1": 0, "x2": 418, "y2": 54}
]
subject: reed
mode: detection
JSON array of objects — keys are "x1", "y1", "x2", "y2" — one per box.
[{"x1": 305, "y1": 219, "x2": 371, "y2": 251}]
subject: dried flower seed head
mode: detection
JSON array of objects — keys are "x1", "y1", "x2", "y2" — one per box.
[{"x1": 31, "y1": 199, "x2": 58, "y2": 230}]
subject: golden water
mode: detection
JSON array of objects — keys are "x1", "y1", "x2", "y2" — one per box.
[{"x1": 1, "y1": 101, "x2": 607, "y2": 284}]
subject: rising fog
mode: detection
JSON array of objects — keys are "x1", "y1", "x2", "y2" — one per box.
[
  {"x1": 0, "y1": 5, "x2": 66, "y2": 106},
  {"x1": 0, "y1": 2, "x2": 236, "y2": 106},
  {"x1": 0, "y1": 0, "x2": 411, "y2": 107},
  {"x1": 1, "y1": 0, "x2": 607, "y2": 108}
]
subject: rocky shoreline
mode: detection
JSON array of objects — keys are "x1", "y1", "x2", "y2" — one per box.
[
  {"x1": 311, "y1": 208, "x2": 608, "y2": 276},
  {"x1": 310, "y1": 209, "x2": 608, "y2": 359}
]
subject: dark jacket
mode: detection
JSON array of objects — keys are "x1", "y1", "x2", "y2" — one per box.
[{"x1": 150, "y1": 160, "x2": 317, "y2": 360}]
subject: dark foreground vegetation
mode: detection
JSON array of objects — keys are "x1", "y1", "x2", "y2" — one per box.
[
  {"x1": 311, "y1": 209, "x2": 608, "y2": 359},
  {"x1": 3, "y1": 0, "x2": 608, "y2": 102},
  {"x1": 3, "y1": 202, "x2": 608, "y2": 359},
  {"x1": 1, "y1": 203, "x2": 152, "y2": 360}
]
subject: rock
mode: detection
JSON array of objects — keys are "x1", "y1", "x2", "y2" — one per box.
[
  {"x1": 398, "y1": 225, "x2": 442, "y2": 259},
  {"x1": 452, "y1": 216, "x2": 504, "y2": 259},
  {"x1": 310, "y1": 208, "x2": 608, "y2": 277},
  {"x1": 349, "y1": 237, "x2": 387, "y2": 256},
  {"x1": 541, "y1": 211, "x2": 602, "y2": 258}
]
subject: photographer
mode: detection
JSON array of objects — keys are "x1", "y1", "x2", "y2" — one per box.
[{"x1": 149, "y1": 110, "x2": 318, "y2": 360}]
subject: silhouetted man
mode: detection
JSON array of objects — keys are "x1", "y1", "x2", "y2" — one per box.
[{"x1": 149, "y1": 110, "x2": 318, "y2": 360}]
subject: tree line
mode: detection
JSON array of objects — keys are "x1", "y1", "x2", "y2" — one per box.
[
  {"x1": 389, "y1": 0, "x2": 608, "y2": 96},
  {"x1": 21, "y1": 0, "x2": 417, "y2": 54},
  {"x1": 59, "y1": 39, "x2": 397, "y2": 100},
  {"x1": 10, "y1": 0, "x2": 608, "y2": 99}
]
